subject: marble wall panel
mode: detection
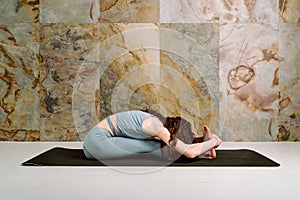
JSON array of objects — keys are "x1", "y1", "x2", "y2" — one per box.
[
  {"x1": 220, "y1": 23, "x2": 280, "y2": 141},
  {"x1": 0, "y1": 0, "x2": 39, "y2": 23},
  {"x1": 100, "y1": 23, "x2": 160, "y2": 119},
  {"x1": 0, "y1": 23, "x2": 40, "y2": 141},
  {"x1": 160, "y1": 0, "x2": 219, "y2": 23},
  {"x1": 160, "y1": 23, "x2": 219, "y2": 136},
  {"x1": 40, "y1": 0, "x2": 100, "y2": 23},
  {"x1": 40, "y1": 23, "x2": 99, "y2": 141},
  {"x1": 100, "y1": 0, "x2": 159, "y2": 23},
  {"x1": 279, "y1": 0, "x2": 300, "y2": 23},
  {"x1": 220, "y1": 0, "x2": 278, "y2": 24},
  {"x1": 0, "y1": 0, "x2": 299, "y2": 142},
  {"x1": 278, "y1": 23, "x2": 300, "y2": 141}
]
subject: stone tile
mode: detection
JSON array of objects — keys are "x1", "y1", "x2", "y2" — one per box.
[
  {"x1": 71, "y1": 59, "x2": 101, "y2": 140},
  {"x1": 278, "y1": 23, "x2": 300, "y2": 141},
  {"x1": 0, "y1": 23, "x2": 40, "y2": 141},
  {"x1": 220, "y1": 23, "x2": 280, "y2": 141},
  {"x1": 0, "y1": 0, "x2": 39, "y2": 23},
  {"x1": 40, "y1": 0, "x2": 99, "y2": 23},
  {"x1": 160, "y1": 23, "x2": 219, "y2": 136},
  {"x1": 279, "y1": 0, "x2": 300, "y2": 23},
  {"x1": 220, "y1": 0, "x2": 278, "y2": 24},
  {"x1": 100, "y1": 23, "x2": 160, "y2": 119},
  {"x1": 160, "y1": 0, "x2": 219, "y2": 23},
  {"x1": 40, "y1": 23, "x2": 100, "y2": 141},
  {"x1": 100, "y1": 0, "x2": 159, "y2": 23}
]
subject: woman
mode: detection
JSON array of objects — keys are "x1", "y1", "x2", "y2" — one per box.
[{"x1": 83, "y1": 110, "x2": 222, "y2": 162}]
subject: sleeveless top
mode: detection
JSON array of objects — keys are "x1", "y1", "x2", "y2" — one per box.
[{"x1": 107, "y1": 110, "x2": 153, "y2": 139}]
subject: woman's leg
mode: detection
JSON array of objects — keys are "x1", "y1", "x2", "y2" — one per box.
[{"x1": 83, "y1": 127, "x2": 162, "y2": 160}]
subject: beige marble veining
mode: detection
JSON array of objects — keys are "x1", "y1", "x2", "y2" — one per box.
[
  {"x1": 280, "y1": 0, "x2": 300, "y2": 23},
  {"x1": 160, "y1": 23, "x2": 219, "y2": 136},
  {"x1": 0, "y1": 0, "x2": 39, "y2": 23},
  {"x1": 278, "y1": 23, "x2": 300, "y2": 141},
  {"x1": 160, "y1": 24, "x2": 219, "y2": 100},
  {"x1": 40, "y1": 0, "x2": 99, "y2": 23},
  {"x1": 220, "y1": 23, "x2": 280, "y2": 141},
  {"x1": 100, "y1": 23, "x2": 160, "y2": 67},
  {"x1": 160, "y1": 0, "x2": 219, "y2": 23},
  {"x1": 40, "y1": 23, "x2": 99, "y2": 141},
  {"x1": 0, "y1": 0, "x2": 299, "y2": 142},
  {"x1": 100, "y1": 23, "x2": 219, "y2": 136},
  {"x1": 100, "y1": 0, "x2": 159, "y2": 23},
  {"x1": 0, "y1": 23, "x2": 40, "y2": 141},
  {"x1": 99, "y1": 23, "x2": 160, "y2": 118},
  {"x1": 160, "y1": 52, "x2": 211, "y2": 136},
  {"x1": 220, "y1": 0, "x2": 278, "y2": 24},
  {"x1": 71, "y1": 58, "x2": 101, "y2": 140}
]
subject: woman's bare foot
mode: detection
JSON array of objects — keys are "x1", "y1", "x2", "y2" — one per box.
[
  {"x1": 202, "y1": 125, "x2": 216, "y2": 159},
  {"x1": 203, "y1": 125, "x2": 211, "y2": 142},
  {"x1": 203, "y1": 125, "x2": 222, "y2": 159},
  {"x1": 203, "y1": 125, "x2": 222, "y2": 148}
]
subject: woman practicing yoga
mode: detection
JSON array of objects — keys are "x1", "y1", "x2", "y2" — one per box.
[{"x1": 83, "y1": 110, "x2": 222, "y2": 162}]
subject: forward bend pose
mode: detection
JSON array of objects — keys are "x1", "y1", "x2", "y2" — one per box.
[{"x1": 83, "y1": 110, "x2": 222, "y2": 161}]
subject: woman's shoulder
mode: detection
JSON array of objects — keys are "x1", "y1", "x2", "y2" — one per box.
[
  {"x1": 129, "y1": 110, "x2": 149, "y2": 115},
  {"x1": 117, "y1": 110, "x2": 148, "y2": 116}
]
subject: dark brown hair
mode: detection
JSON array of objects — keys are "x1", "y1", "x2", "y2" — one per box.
[
  {"x1": 141, "y1": 108, "x2": 204, "y2": 161},
  {"x1": 141, "y1": 108, "x2": 203, "y2": 144}
]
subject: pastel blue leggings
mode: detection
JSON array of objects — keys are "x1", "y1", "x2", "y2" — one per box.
[{"x1": 83, "y1": 126, "x2": 164, "y2": 160}]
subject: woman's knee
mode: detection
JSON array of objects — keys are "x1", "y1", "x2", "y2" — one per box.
[{"x1": 83, "y1": 127, "x2": 111, "y2": 159}]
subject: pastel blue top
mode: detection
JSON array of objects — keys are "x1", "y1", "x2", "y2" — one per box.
[{"x1": 110, "y1": 110, "x2": 153, "y2": 139}]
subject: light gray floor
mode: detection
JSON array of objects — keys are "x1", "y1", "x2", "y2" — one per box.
[{"x1": 0, "y1": 142, "x2": 299, "y2": 200}]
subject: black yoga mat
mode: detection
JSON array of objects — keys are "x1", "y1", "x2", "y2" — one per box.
[{"x1": 21, "y1": 147, "x2": 280, "y2": 167}]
